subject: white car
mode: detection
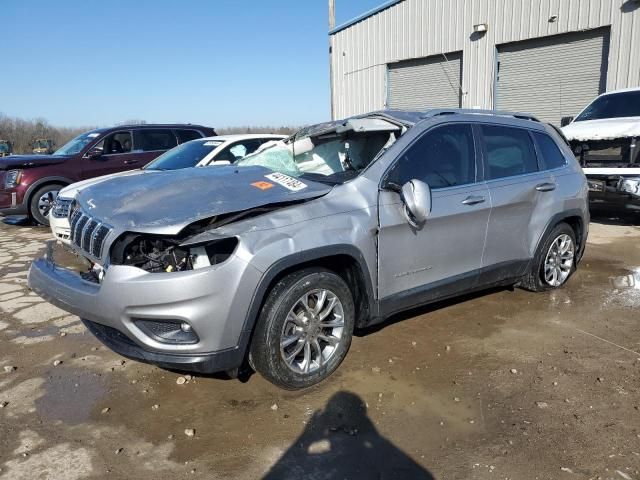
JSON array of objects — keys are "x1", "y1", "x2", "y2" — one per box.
[
  {"x1": 49, "y1": 134, "x2": 287, "y2": 244},
  {"x1": 561, "y1": 87, "x2": 640, "y2": 210}
]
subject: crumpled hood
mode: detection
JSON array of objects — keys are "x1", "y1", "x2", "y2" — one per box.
[
  {"x1": 59, "y1": 169, "x2": 150, "y2": 199},
  {"x1": 75, "y1": 165, "x2": 333, "y2": 235},
  {"x1": 562, "y1": 117, "x2": 640, "y2": 141},
  {"x1": 0, "y1": 154, "x2": 70, "y2": 170}
]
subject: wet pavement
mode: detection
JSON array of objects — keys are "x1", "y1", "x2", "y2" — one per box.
[{"x1": 1, "y1": 216, "x2": 639, "y2": 479}]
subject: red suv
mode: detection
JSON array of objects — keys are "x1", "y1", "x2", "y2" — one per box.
[{"x1": 0, "y1": 124, "x2": 215, "y2": 225}]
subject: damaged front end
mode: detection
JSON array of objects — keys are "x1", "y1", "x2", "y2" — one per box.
[
  {"x1": 109, "y1": 232, "x2": 238, "y2": 273},
  {"x1": 573, "y1": 137, "x2": 639, "y2": 169},
  {"x1": 571, "y1": 136, "x2": 640, "y2": 207}
]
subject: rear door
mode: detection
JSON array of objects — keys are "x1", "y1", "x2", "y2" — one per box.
[
  {"x1": 132, "y1": 128, "x2": 179, "y2": 167},
  {"x1": 377, "y1": 122, "x2": 491, "y2": 310},
  {"x1": 478, "y1": 124, "x2": 554, "y2": 282}
]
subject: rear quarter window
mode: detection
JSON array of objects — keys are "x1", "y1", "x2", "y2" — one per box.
[
  {"x1": 481, "y1": 125, "x2": 538, "y2": 180},
  {"x1": 176, "y1": 129, "x2": 203, "y2": 143},
  {"x1": 533, "y1": 132, "x2": 567, "y2": 170}
]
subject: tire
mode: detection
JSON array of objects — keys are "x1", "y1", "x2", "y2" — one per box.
[
  {"x1": 521, "y1": 222, "x2": 577, "y2": 292},
  {"x1": 29, "y1": 183, "x2": 63, "y2": 226},
  {"x1": 250, "y1": 267, "x2": 355, "y2": 390}
]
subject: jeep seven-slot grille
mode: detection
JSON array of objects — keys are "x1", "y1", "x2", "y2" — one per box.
[{"x1": 69, "y1": 209, "x2": 112, "y2": 259}]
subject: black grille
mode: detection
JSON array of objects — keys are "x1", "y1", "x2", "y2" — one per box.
[
  {"x1": 73, "y1": 215, "x2": 89, "y2": 243},
  {"x1": 69, "y1": 209, "x2": 112, "y2": 260},
  {"x1": 81, "y1": 219, "x2": 98, "y2": 250},
  {"x1": 69, "y1": 208, "x2": 82, "y2": 233},
  {"x1": 91, "y1": 225, "x2": 111, "y2": 258},
  {"x1": 51, "y1": 197, "x2": 73, "y2": 218},
  {"x1": 83, "y1": 319, "x2": 137, "y2": 348}
]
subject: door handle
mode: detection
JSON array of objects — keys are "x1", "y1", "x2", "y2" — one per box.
[
  {"x1": 535, "y1": 182, "x2": 556, "y2": 192},
  {"x1": 461, "y1": 195, "x2": 485, "y2": 205},
  {"x1": 123, "y1": 159, "x2": 139, "y2": 165}
]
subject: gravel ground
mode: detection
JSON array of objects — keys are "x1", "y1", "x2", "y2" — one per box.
[{"x1": 0, "y1": 215, "x2": 639, "y2": 480}]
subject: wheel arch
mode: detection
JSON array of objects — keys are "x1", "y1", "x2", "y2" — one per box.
[
  {"x1": 25, "y1": 176, "x2": 73, "y2": 214},
  {"x1": 238, "y1": 245, "x2": 376, "y2": 360},
  {"x1": 535, "y1": 209, "x2": 587, "y2": 263}
]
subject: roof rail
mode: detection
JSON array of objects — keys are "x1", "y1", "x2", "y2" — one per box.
[{"x1": 421, "y1": 109, "x2": 540, "y2": 122}]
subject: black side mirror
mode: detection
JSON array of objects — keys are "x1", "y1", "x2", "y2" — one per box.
[
  {"x1": 87, "y1": 148, "x2": 103, "y2": 159},
  {"x1": 560, "y1": 116, "x2": 574, "y2": 127}
]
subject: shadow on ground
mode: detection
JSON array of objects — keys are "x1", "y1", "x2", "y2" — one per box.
[
  {"x1": 263, "y1": 391, "x2": 433, "y2": 480},
  {"x1": 590, "y1": 208, "x2": 640, "y2": 226},
  {"x1": 1, "y1": 215, "x2": 38, "y2": 227}
]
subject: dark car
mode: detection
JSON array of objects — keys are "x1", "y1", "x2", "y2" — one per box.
[{"x1": 0, "y1": 124, "x2": 215, "y2": 225}]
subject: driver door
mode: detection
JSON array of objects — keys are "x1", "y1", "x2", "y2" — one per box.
[
  {"x1": 377, "y1": 123, "x2": 491, "y2": 312},
  {"x1": 81, "y1": 130, "x2": 134, "y2": 179}
]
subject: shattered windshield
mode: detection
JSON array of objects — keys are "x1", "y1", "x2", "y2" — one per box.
[
  {"x1": 575, "y1": 91, "x2": 640, "y2": 122},
  {"x1": 144, "y1": 139, "x2": 222, "y2": 170},
  {"x1": 54, "y1": 131, "x2": 102, "y2": 156},
  {"x1": 236, "y1": 132, "x2": 394, "y2": 184}
]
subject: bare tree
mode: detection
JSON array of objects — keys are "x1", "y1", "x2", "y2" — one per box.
[{"x1": 0, "y1": 113, "x2": 94, "y2": 154}]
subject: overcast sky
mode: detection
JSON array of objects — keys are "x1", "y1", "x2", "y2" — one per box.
[{"x1": 1, "y1": 0, "x2": 384, "y2": 128}]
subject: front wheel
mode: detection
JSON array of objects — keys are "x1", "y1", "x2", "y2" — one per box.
[
  {"x1": 521, "y1": 222, "x2": 577, "y2": 292},
  {"x1": 29, "y1": 183, "x2": 63, "y2": 226},
  {"x1": 250, "y1": 268, "x2": 355, "y2": 390}
]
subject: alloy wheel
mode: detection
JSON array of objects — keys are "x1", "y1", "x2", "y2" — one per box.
[
  {"x1": 543, "y1": 234, "x2": 574, "y2": 287},
  {"x1": 280, "y1": 288, "x2": 345, "y2": 374},
  {"x1": 38, "y1": 190, "x2": 59, "y2": 217}
]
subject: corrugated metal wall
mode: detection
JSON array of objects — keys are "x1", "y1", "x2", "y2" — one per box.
[
  {"x1": 330, "y1": 0, "x2": 640, "y2": 119},
  {"x1": 388, "y1": 51, "x2": 463, "y2": 109},
  {"x1": 497, "y1": 28, "x2": 610, "y2": 124}
]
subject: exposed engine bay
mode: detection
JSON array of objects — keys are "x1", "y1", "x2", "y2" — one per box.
[{"x1": 110, "y1": 233, "x2": 239, "y2": 273}]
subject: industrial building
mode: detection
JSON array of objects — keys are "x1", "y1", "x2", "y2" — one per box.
[{"x1": 329, "y1": 0, "x2": 640, "y2": 124}]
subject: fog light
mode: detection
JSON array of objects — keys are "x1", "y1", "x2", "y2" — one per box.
[{"x1": 135, "y1": 319, "x2": 199, "y2": 344}]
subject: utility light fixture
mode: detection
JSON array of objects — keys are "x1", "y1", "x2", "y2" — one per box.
[{"x1": 473, "y1": 23, "x2": 488, "y2": 33}]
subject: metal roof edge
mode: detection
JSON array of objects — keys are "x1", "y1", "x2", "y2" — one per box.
[{"x1": 329, "y1": 0, "x2": 405, "y2": 35}]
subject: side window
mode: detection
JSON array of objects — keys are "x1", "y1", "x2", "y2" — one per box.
[
  {"x1": 388, "y1": 124, "x2": 476, "y2": 189},
  {"x1": 136, "y1": 129, "x2": 178, "y2": 152},
  {"x1": 481, "y1": 125, "x2": 538, "y2": 180},
  {"x1": 176, "y1": 129, "x2": 203, "y2": 144},
  {"x1": 533, "y1": 132, "x2": 567, "y2": 170},
  {"x1": 93, "y1": 131, "x2": 132, "y2": 155},
  {"x1": 215, "y1": 140, "x2": 264, "y2": 162}
]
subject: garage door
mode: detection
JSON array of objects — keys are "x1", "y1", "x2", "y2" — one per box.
[
  {"x1": 496, "y1": 28, "x2": 610, "y2": 125},
  {"x1": 387, "y1": 52, "x2": 462, "y2": 110}
]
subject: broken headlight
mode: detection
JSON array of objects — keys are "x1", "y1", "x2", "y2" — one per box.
[{"x1": 110, "y1": 234, "x2": 238, "y2": 273}]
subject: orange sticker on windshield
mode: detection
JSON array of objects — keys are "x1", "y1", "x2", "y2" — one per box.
[{"x1": 251, "y1": 181, "x2": 274, "y2": 191}]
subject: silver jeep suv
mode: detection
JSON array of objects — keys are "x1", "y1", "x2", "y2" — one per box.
[{"x1": 28, "y1": 109, "x2": 589, "y2": 389}]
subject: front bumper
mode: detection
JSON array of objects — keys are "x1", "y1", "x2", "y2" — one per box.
[
  {"x1": 0, "y1": 190, "x2": 27, "y2": 216},
  {"x1": 587, "y1": 174, "x2": 640, "y2": 211},
  {"x1": 49, "y1": 212, "x2": 71, "y2": 244},
  {"x1": 28, "y1": 252, "x2": 263, "y2": 373}
]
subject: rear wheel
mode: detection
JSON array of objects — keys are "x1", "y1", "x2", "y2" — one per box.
[
  {"x1": 29, "y1": 183, "x2": 63, "y2": 226},
  {"x1": 250, "y1": 268, "x2": 355, "y2": 390},
  {"x1": 521, "y1": 222, "x2": 576, "y2": 292}
]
